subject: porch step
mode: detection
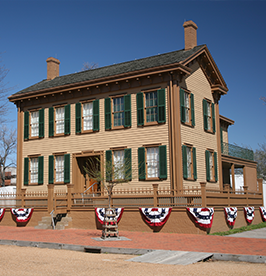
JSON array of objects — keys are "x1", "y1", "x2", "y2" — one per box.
[{"x1": 35, "y1": 214, "x2": 72, "y2": 230}]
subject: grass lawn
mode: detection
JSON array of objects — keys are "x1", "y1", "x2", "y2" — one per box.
[{"x1": 210, "y1": 222, "x2": 266, "y2": 236}]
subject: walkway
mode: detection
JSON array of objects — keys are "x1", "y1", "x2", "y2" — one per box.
[{"x1": 0, "y1": 226, "x2": 266, "y2": 257}]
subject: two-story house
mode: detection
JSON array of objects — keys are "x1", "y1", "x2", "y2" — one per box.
[{"x1": 9, "y1": 20, "x2": 257, "y2": 196}]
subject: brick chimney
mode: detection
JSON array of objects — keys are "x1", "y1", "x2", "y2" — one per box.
[
  {"x1": 183, "y1": 20, "x2": 198, "y2": 50},
  {"x1": 46, "y1": 57, "x2": 60, "y2": 80}
]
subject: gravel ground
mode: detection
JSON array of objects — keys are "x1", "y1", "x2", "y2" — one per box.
[{"x1": 0, "y1": 245, "x2": 265, "y2": 276}]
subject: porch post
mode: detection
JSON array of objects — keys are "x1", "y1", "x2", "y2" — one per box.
[
  {"x1": 153, "y1": 184, "x2": 159, "y2": 207},
  {"x1": 48, "y1": 184, "x2": 54, "y2": 213},
  {"x1": 67, "y1": 184, "x2": 74, "y2": 211},
  {"x1": 200, "y1": 182, "x2": 206, "y2": 207},
  {"x1": 231, "y1": 163, "x2": 235, "y2": 191}
]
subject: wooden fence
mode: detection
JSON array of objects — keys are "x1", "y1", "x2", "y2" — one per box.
[{"x1": 0, "y1": 180, "x2": 263, "y2": 214}]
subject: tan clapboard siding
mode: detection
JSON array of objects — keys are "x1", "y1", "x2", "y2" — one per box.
[
  {"x1": 22, "y1": 85, "x2": 170, "y2": 192},
  {"x1": 180, "y1": 62, "x2": 219, "y2": 189}
]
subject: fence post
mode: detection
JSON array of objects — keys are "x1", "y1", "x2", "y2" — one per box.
[
  {"x1": 21, "y1": 188, "x2": 26, "y2": 207},
  {"x1": 224, "y1": 184, "x2": 230, "y2": 206},
  {"x1": 48, "y1": 184, "x2": 54, "y2": 213},
  {"x1": 67, "y1": 184, "x2": 74, "y2": 211},
  {"x1": 243, "y1": 185, "x2": 248, "y2": 206},
  {"x1": 200, "y1": 182, "x2": 206, "y2": 207},
  {"x1": 153, "y1": 184, "x2": 159, "y2": 207}
]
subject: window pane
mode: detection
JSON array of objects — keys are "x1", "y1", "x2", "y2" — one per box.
[
  {"x1": 113, "y1": 150, "x2": 125, "y2": 180},
  {"x1": 30, "y1": 158, "x2": 38, "y2": 183},
  {"x1": 55, "y1": 155, "x2": 64, "y2": 182},
  {"x1": 83, "y1": 102, "x2": 93, "y2": 130},
  {"x1": 56, "y1": 107, "x2": 65, "y2": 134},
  {"x1": 31, "y1": 111, "x2": 39, "y2": 137},
  {"x1": 147, "y1": 147, "x2": 159, "y2": 178},
  {"x1": 184, "y1": 92, "x2": 190, "y2": 123},
  {"x1": 113, "y1": 97, "x2": 124, "y2": 126},
  {"x1": 187, "y1": 147, "x2": 192, "y2": 178},
  {"x1": 207, "y1": 103, "x2": 211, "y2": 130},
  {"x1": 145, "y1": 92, "x2": 157, "y2": 122},
  {"x1": 209, "y1": 152, "x2": 213, "y2": 180}
]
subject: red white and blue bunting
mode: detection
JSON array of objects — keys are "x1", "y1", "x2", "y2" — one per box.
[
  {"x1": 139, "y1": 208, "x2": 172, "y2": 227},
  {"x1": 259, "y1": 207, "x2": 266, "y2": 222},
  {"x1": 187, "y1": 208, "x2": 214, "y2": 228},
  {"x1": 243, "y1": 207, "x2": 255, "y2": 223},
  {"x1": 0, "y1": 208, "x2": 5, "y2": 220},
  {"x1": 95, "y1": 208, "x2": 124, "y2": 225},
  {"x1": 11, "y1": 208, "x2": 34, "y2": 223},
  {"x1": 224, "y1": 207, "x2": 238, "y2": 226}
]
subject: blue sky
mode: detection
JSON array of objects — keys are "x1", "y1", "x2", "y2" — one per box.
[{"x1": 1, "y1": 0, "x2": 266, "y2": 151}]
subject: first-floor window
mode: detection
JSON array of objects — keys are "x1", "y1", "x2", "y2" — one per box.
[
  {"x1": 55, "y1": 155, "x2": 64, "y2": 182},
  {"x1": 146, "y1": 147, "x2": 159, "y2": 178},
  {"x1": 205, "y1": 150, "x2": 218, "y2": 182},
  {"x1": 113, "y1": 150, "x2": 125, "y2": 180},
  {"x1": 182, "y1": 145, "x2": 197, "y2": 180},
  {"x1": 138, "y1": 145, "x2": 167, "y2": 180},
  {"x1": 30, "y1": 157, "x2": 38, "y2": 183}
]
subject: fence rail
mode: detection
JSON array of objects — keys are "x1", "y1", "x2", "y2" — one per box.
[{"x1": 0, "y1": 180, "x2": 263, "y2": 212}]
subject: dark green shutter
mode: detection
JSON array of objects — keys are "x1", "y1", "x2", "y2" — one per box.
[
  {"x1": 205, "y1": 150, "x2": 210, "y2": 181},
  {"x1": 137, "y1": 93, "x2": 144, "y2": 126},
  {"x1": 93, "y1": 99, "x2": 99, "y2": 131},
  {"x1": 203, "y1": 99, "x2": 208, "y2": 131},
  {"x1": 124, "y1": 148, "x2": 132, "y2": 181},
  {"x1": 64, "y1": 154, "x2": 70, "y2": 183},
  {"x1": 193, "y1": 147, "x2": 197, "y2": 180},
  {"x1": 159, "y1": 145, "x2": 167, "y2": 179},
  {"x1": 212, "y1": 103, "x2": 216, "y2": 133},
  {"x1": 48, "y1": 155, "x2": 54, "y2": 184},
  {"x1": 49, "y1": 107, "x2": 54, "y2": 137},
  {"x1": 220, "y1": 127, "x2": 223, "y2": 153},
  {"x1": 64, "y1": 104, "x2": 71, "y2": 135},
  {"x1": 24, "y1": 157, "x2": 29, "y2": 185},
  {"x1": 138, "y1": 147, "x2": 146, "y2": 180},
  {"x1": 39, "y1": 109, "x2": 44, "y2": 138},
  {"x1": 191, "y1": 93, "x2": 195, "y2": 126},
  {"x1": 157, "y1": 89, "x2": 166, "y2": 123},
  {"x1": 106, "y1": 150, "x2": 112, "y2": 181},
  {"x1": 214, "y1": 152, "x2": 218, "y2": 182},
  {"x1": 182, "y1": 145, "x2": 187, "y2": 179},
  {"x1": 38, "y1": 156, "x2": 44, "y2": 185},
  {"x1": 75, "y1": 103, "x2": 81, "y2": 134},
  {"x1": 124, "y1": 94, "x2": 131, "y2": 127},
  {"x1": 105, "y1": 98, "x2": 111, "y2": 130},
  {"x1": 180, "y1": 89, "x2": 185, "y2": 123},
  {"x1": 24, "y1": 111, "x2": 29, "y2": 140}
]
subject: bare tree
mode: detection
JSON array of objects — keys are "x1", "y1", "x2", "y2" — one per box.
[
  {"x1": 0, "y1": 54, "x2": 10, "y2": 123},
  {"x1": 81, "y1": 62, "x2": 99, "y2": 71},
  {"x1": 254, "y1": 142, "x2": 266, "y2": 181},
  {"x1": 261, "y1": 97, "x2": 266, "y2": 105},
  {"x1": 0, "y1": 126, "x2": 16, "y2": 187}
]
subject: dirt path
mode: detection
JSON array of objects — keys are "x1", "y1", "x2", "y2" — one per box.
[{"x1": 0, "y1": 245, "x2": 265, "y2": 276}]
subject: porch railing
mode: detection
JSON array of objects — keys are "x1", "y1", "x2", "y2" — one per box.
[{"x1": 222, "y1": 142, "x2": 254, "y2": 161}]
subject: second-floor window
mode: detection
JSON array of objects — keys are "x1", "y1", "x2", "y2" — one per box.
[
  {"x1": 31, "y1": 111, "x2": 39, "y2": 137},
  {"x1": 113, "y1": 97, "x2": 124, "y2": 127},
  {"x1": 49, "y1": 105, "x2": 71, "y2": 137},
  {"x1": 24, "y1": 109, "x2": 44, "y2": 140},
  {"x1": 180, "y1": 89, "x2": 195, "y2": 126},
  {"x1": 203, "y1": 99, "x2": 216, "y2": 133}
]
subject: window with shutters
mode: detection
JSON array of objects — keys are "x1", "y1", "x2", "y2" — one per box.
[
  {"x1": 105, "y1": 94, "x2": 131, "y2": 130},
  {"x1": 76, "y1": 100, "x2": 99, "y2": 134},
  {"x1": 203, "y1": 99, "x2": 215, "y2": 133},
  {"x1": 23, "y1": 156, "x2": 44, "y2": 186},
  {"x1": 138, "y1": 145, "x2": 167, "y2": 180},
  {"x1": 49, "y1": 104, "x2": 71, "y2": 137},
  {"x1": 205, "y1": 150, "x2": 218, "y2": 182},
  {"x1": 24, "y1": 109, "x2": 44, "y2": 140},
  {"x1": 180, "y1": 89, "x2": 195, "y2": 127},
  {"x1": 137, "y1": 89, "x2": 166, "y2": 127},
  {"x1": 182, "y1": 144, "x2": 197, "y2": 180},
  {"x1": 48, "y1": 154, "x2": 70, "y2": 184},
  {"x1": 106, "y1": 148, "x2": 132, "y2": 181}
]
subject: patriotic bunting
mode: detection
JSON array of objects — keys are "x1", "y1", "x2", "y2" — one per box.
[
  {"x1": 11, "y1": 208, "x2": 34, "y2": 223},
  {"x1": 187, "y1": 208, "x2": 214, "y2": 228},
  {"x1": 224, "y1": 207, "x2": 238, "y2": 226},
  {"x1": 139, "y1": 208, "x2": 172, "y2": 227},
  {"x1": 259, "y1": 207, "x2": 266, "y2": 222},
  {"x1": 0, "y1": 208, "x2": 5, "y2": 220},
  {"x1": 243, "y1": 207, "x2": 255, "y2": 223},
  {"x1": 95, "y1": 208, "x2": 124, "y2": 225}
]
